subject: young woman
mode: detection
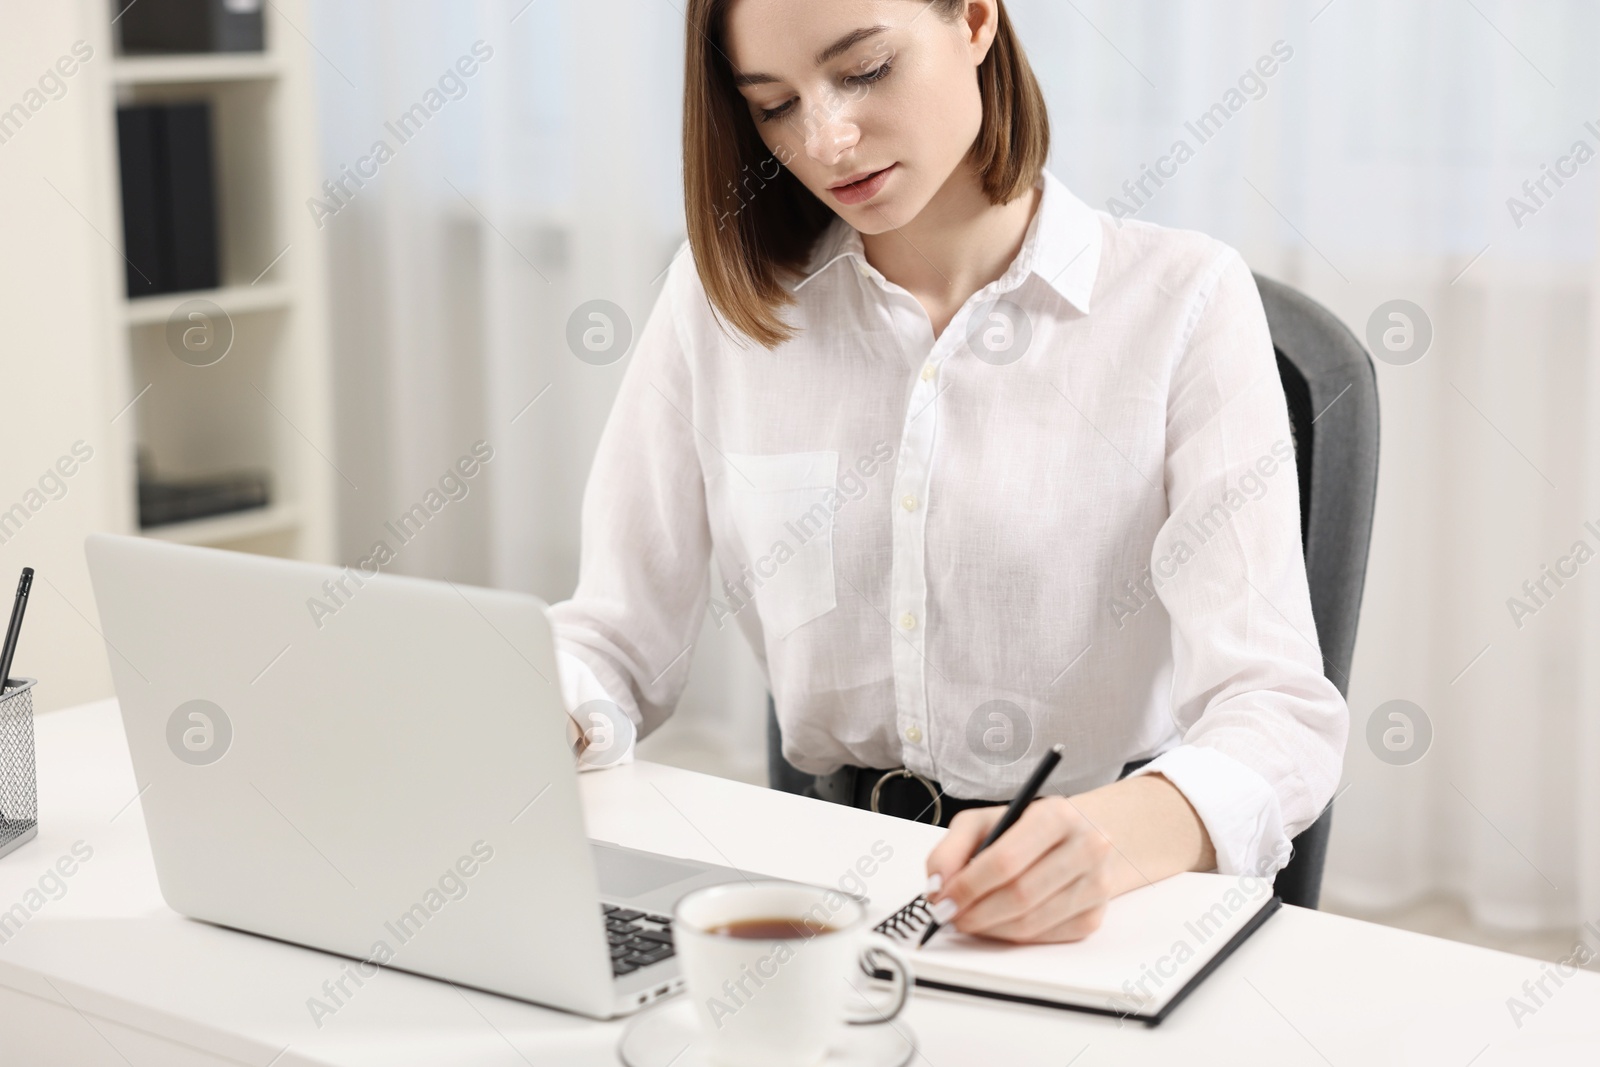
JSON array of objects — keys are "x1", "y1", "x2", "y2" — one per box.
[{"x1": 551, "y1": 0, "x2": 1347, "y2": 945}]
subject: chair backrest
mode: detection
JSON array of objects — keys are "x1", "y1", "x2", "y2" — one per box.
[
  {"x1": 765, "y1": 273, "x2": 1380, "y2": 910},
  {"x1": 1253, "y1": 271, "x2": 1380, "y2": 909},
  {"x1": 1259, "y1": 272, "x2": 1381, "y2": 699}
]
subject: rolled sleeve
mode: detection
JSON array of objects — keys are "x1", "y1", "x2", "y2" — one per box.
[{"x1": 1144, "y1": 245, "x2": 1349, "y2": 878}]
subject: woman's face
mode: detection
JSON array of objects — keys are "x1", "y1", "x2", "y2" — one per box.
[{"x1": 723, "y1": 0, "x2": 996, "y2": 233}]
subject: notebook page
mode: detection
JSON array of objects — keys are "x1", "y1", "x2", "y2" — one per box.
[{"x1": 910, "y1": 871, "x2": 1274, "y2": 1011}]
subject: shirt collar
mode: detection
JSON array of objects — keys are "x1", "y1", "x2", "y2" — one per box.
[{"x1": 791, "y1": 169, "x2": 1102, "y2": 315}]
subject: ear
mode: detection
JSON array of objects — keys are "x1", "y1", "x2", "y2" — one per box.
[{"x1": 960, "y1": 0, "x2": 1002, "y2": 65}]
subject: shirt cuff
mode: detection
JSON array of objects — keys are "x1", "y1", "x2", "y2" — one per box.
[
  {"x1": 1125, "y1": 745, "x2": 1289, "y2": 878},
  {"x1": 556, "y1": 649, "x2": 637, "y2": 771}
]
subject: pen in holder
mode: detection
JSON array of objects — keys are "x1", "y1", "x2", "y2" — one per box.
[{"x1": 0, "y1": 678, "x2": 38, "y2": 860}]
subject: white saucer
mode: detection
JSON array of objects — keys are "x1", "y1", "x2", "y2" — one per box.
[{"x1": 617, "y1": 999, "x2": 917, "y2": 1067}]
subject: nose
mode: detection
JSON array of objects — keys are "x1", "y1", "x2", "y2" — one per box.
[{"x1": 804, "y1": 103, "x2": 861, "y2": 167}]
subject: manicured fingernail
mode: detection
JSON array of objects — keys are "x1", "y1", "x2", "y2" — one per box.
[
  {"x1": 929, "y1": 898, "x2": 959, "y2": 924},
  {"x1": 924, "y1": 873, "x2": 942, "y2": 897}
]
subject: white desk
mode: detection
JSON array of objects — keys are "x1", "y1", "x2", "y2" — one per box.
[{"x1": 1, "y1": 700, "x2": 1595, "y2": 1066}]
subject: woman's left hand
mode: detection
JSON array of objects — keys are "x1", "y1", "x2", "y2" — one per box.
[{"x1": 923, "y1": 796, "x2": 1115, "y2": 943}]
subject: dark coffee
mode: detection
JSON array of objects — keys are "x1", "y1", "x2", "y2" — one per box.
[{"x1": 707, "y1": 917, "x2": 836, "y2": 940}]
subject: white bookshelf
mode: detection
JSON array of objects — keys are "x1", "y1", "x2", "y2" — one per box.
[
  {"x1": 111, "y1": 52, "x2": 282, "y2": 85},
  {"x1": 142, "y1": 502, "x2": 303, "y2": 547},
  {"x1": 124, "y1": 282, "x2": 292, "y2": 325},
  {"x1": 97, "y1": 0, "x2": 336, "y2": 563}
]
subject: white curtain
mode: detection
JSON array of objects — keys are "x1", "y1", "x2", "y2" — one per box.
[{"x1": 308, "y1": 0, "x2": 1600, "y2": 931}]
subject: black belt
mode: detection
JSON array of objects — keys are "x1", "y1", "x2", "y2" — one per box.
[{"x1": 813, "y1": 757, "x2": 1157, "y2": 828}]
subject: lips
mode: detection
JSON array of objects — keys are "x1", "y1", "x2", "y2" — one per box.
[
  {"x1": 829, "y1": 164, "x2": 897, "y2": 207},
  {"x1": 829, "y1": 166, "x2": 890, "y2": 191}
]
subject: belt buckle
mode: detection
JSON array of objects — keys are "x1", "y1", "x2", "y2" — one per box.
[{"x1": 869, "y1": 768, "x2": 942, "y2": 825}]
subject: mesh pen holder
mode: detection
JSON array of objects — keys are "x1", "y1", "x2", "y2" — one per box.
[{"x1": 0, "y1": 678, "x2": 38, "y2": 861}]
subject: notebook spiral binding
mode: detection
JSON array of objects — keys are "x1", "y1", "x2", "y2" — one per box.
[{"x1": 874, "y1": 894, "x2": 935, "y2": 942}]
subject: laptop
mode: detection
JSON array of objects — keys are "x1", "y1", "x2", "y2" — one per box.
[{"x1": 84, "y1": 533, "x2": 754, "y2": 1019}]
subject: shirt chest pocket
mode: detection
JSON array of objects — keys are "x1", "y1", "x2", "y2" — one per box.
[{"x1": 720, "y1": 451, "x2": 839, "y2": 640}]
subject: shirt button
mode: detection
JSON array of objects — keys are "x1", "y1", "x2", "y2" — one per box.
[
  {"x1": 899, "y1": 612, "x2": 917, "y2": 630},
  {"x1": 900, "y1": 494, "x2": 918, "y2": 512},
  {"x1": 920, "y1": 363, "x2": 936, "y2": 382},
  {"x1": 904, "y1": 725, "x2": 922, "y2": 744}
]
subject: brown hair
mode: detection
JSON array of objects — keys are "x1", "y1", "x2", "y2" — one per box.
[{"x1": 683, "y1": 0, "x2": 1050, "y2": 349}]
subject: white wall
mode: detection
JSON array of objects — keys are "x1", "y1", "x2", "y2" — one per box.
[{"x1": 0, "y1": 0, "x2": 130, "y2": 713}]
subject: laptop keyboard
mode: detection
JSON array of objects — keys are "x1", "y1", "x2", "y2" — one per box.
[{"x1": 603, "y1": 904, "x2": 676, "y2": 976}]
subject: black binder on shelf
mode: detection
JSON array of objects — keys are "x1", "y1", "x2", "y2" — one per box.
[
  {"x1": 161, "y1": 104, "x2": 221, "y2": 293},
  {"x1": 116, "y1": 106, "x2": 165, "y2": 296},
  {"x1": 114, "y1": 0, "x2": 265, "y2": 54},
  {"x1": 138, "y1": 470, "x2": 272, "y2": 529},
  {"x1": 116, "y1": 102, "x2": 221, "y2": 297}
]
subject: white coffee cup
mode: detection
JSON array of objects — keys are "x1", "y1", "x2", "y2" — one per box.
[{"x1": 672, "y1": 880, "x2": 912, "y2": 1067}]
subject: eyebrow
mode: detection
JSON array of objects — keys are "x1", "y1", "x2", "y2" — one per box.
[{"x1": 732, "y1": 25, "x2": 890, "y2": 88}]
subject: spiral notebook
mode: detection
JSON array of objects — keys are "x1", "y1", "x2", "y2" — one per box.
[{"x1": 874, "y1": 872, "x2": 1280, "y2": 1025}]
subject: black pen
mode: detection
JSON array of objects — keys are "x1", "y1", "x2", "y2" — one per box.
[
  {"x1": 0, "y1": 568, "x2": 34, "y2": 693},
  {"x1": 919, "y1": 742, "x2": 1065, "y2": 948}
]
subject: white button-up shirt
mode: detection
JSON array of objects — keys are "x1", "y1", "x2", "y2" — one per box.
[{"x1": 551, "y1": 169, "x2": 1348, "y2": 878}]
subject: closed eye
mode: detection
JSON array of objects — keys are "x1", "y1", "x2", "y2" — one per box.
[
  {"x1": 846, "y1": 58, "x2": 893, "y2": 88},
  {"x1": 756, "y1": 56, "x2": 895, "y2": 124},
  {"x1": 759, "y1": 99, "x2": 797, "y2": 123}
]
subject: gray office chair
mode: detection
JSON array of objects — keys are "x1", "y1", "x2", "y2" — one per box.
[{"x1": 766, "y1": 272, "x2": 1380, "y2": 911}]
